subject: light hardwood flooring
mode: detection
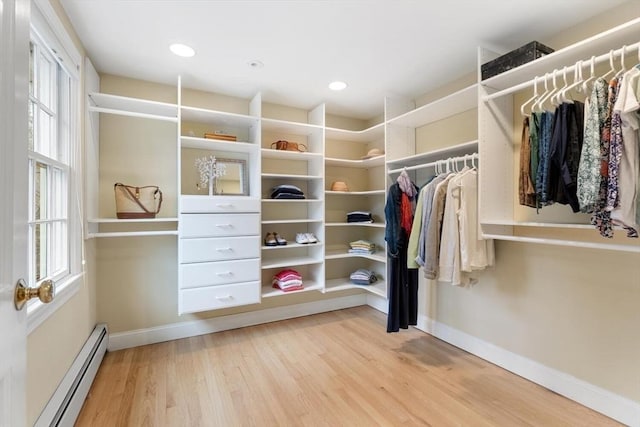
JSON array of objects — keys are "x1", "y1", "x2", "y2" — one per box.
[{"x1": 76, "y1": 306, "x2": 621, "y2": 426}]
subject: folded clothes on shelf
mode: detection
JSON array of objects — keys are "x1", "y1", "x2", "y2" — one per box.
[
  {"x1": 346, "y1": 211, "x2": 373, "y2": 223},
  {"x1": 349, "y1": 268, "x2": 378, "y2": 286},
  {"x1": 348, "y1": 239, "x2": 376, "y2": 255},
  {"x1": 272, "y1": 269, "x2": 304, "y2": 292},
  {"x1": 271, "y1": 184, "x2": 306, "y2": 200}
]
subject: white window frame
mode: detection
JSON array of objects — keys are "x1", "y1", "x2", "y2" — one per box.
[{"x1": 27, "y1": 0, "x2": 84, "y2": 334}]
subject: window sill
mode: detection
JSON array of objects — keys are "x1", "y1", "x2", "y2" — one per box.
[{"x1": 27, "y1": 272, "x2": 84, "y2": 335}]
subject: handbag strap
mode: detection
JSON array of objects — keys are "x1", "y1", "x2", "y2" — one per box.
[{"x1": 115, "y1": 183, "x2": 162, "y2": 214}]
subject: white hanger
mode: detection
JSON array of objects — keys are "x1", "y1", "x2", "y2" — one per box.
[
  {"x1": 615, "y1": 45, "x2": 627, "y2": 77},
  {"x1": 532, "y1": 73, "x2": 550, "y2": 112},
  {"x1": 560, "y1": 60, "x2": 583, "y2": 103},
  {"x1": 552, "y1": 67, "x2": 569, "y2": 105},
  {"x1": 520, "y1": 76, "x2": 539, "y2": 117},
  {"x1": 601, "y1": 50, "x2": 616, "y2": 81},
  {"x1": 538, "y1": 69, "x2": 559, "y2": 111},
  {"x1": 582, "y1": 56, "x2": 597, "y2": 93}
]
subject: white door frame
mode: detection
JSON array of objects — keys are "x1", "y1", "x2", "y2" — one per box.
[{"x1": 0, "y1": 0, "x2": 31, "y2": 425}]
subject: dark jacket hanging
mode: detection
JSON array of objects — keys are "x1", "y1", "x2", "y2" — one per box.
[{"x1": 385, "y1": 182, "x2": 419, "y2": 333}]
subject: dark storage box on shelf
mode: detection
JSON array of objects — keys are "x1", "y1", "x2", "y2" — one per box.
[{"x1": 481, "y1": 41, "x2": 554, "y2": 80}]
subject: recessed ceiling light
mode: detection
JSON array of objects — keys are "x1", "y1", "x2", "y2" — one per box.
[
  {"x1": 329, "y1": 81, "x2": 347, "y2": 91},
  {"x1": 169, "y1": 43, "x2": 195, "y2": 57},
  {"x1": 248, "y1": 60, "x2": 264, "y2": 69}
]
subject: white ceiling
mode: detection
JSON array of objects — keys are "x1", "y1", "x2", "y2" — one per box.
[{"x1": 60, "y1": 0, "x2": 628, "y2": 120}]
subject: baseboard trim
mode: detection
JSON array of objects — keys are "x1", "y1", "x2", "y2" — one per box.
[
  {"x1": 416, "y1": 314, "x2": 640, "y2": 427},
  {"x1": 108, "y1": 294, "x2": 367, "y2": 351}
]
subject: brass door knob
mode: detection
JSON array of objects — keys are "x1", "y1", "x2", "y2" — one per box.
[{"x1": 14, "y1": 278, "x2": 55, "y2": 311}]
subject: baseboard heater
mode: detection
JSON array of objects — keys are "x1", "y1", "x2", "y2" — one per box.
[{"x1": 35, "y1": 323, "x2": 108, "y2": 427}]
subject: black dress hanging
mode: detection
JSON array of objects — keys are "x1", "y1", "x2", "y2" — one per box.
[{"x1": 384, "y1": 182, "x2": 419, "y2": 333}]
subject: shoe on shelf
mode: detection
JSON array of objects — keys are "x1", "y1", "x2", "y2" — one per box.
[
  {"x1": 295, "y1": 233, "x2": 310, "y2": 244},
  {"x1": 274, "y1": 232, "x2": 287, "y2": 246},
  {"x1": 264, "y1": 232, "x2": 277, "y2": 247},
  {"x1": 305, "y1": 232, "x2": 318, "y2": 244}
]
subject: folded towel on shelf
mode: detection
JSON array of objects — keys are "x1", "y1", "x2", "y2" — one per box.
[
  {"x1": 272, "y1": 269, "x2": 304, "y2": 292},
  {"x1": 349, "y1": 268, "x2": 378, "y2": 285},
  {"x1": 271, "y1": 184, "x2": 306, "y2": 199},
  {"x1": 346, "y1": 211, "x2": 373, "y2": 223},
  {"x1": 348, "y1": 239, "x2": 376, "y2": 254}
]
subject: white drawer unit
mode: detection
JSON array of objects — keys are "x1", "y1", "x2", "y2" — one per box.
[
  {"x1": 180, "y1": 258, "x2": 260, "y2": 289},
  {"x1": 181, "y1": 213, "x2": 260, "y2": 238},
  {"x1": 180, "y1": 235, "x2": 259, "y2": 263},
  {"x1": 179, "y1": 281, "x2": 260, "y2": 313},
  {"x1": 181, "y1": 196, "x2": 260, "y2": 213},
  {"x1": 178, "y1": 195, "x2": 261, "y2": 314}
]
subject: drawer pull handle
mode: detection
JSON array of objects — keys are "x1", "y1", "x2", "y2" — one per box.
[
  {"x1": 216, "y1": 203, "x2": 234, "y2": 208},
  {"x1": 216, "y1": 271, "x2": 233, "y2": 276},
  {"x1": 216, "y1": 295, "x2": 233, "y2": 301},
  {"x1": 215, "y1": 224, "x2": 232, "y2": 228},
  {"x1": 216, "y1": 247, "x2": 233, "y2": 252}
]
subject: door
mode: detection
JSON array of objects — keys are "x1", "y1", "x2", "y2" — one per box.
[{"x1": 0, "y1": 0, "x2": 30, "y2": 425}]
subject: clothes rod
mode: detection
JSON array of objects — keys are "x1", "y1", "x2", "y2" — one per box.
[
  {"x1": 387, "y1": 153, "x2": 478, "y2": 174},
  {"x1": 482, "y1": 40, "x2": 640, "y2": 102}
]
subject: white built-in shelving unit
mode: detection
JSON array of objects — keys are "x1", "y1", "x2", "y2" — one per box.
[{"x1": 324, "y1": 121, "x2": 387, "y2": 296}]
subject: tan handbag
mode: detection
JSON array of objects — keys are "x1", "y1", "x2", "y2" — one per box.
[
  {"x1": 114, "y1": 183, "x2": 163, "y2": 219},
  {"x1": 271, "y1": 140, "x2": 307, "y2": 152}
]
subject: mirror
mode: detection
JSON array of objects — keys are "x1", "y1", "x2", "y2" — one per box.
[
  {"x1": 182, "y1": 148, "x2": 249, "y2": 196},
  {"x1": 213, "y1": 158, "x2": 248, "y2": 196}
]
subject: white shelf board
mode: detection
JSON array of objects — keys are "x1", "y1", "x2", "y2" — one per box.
[
  {"x1": 325, "y1": 123, "x2": 385, "y2": 142},
  {"x1": 325, "y1": 278, "x2": 387, "y2": 298},
  {"x1": 261, "y1": 173, "x2": 323, "y2": 181},
  {"x1": 324, "y1": 155, "x2": 385, "y2": 168},
  {"x1": 481, "y1": 220, "x2": 594, "y2": 230},
  {"x1": 87, "y1": 230, "x2": 179, "y2": 239},
  {"x1": 88, "y1": 92, "x2": 178, "y2": 121},
  {"x1": 261, "y1": 199, "x2": 323, "y2": 203},
  {"x1": 180, "y1": 105, "x2": 259, "y2": 128},
  {"x1": 261, "y1": 256, "x2": 323, "y2": 270},
  {"x1": 88, "y1": 217, "x2": 178, "y2": 224},
  {"x1": 261, "y1": 219, "x2": 323, "y2": 225},
  {"x1": 181, "y1": 136, "x2": 257, "y2": 153},
  {"x1": 325, "y1": 249, "x2": 385, "y2": 263},
  {"x1": 262, "y1": 280, "x2": 323, "y2": 298},
  {"x1": 325, "y1": 190, "x2": 385, "y2": 196},
  {"x1": 481, "y1": 18, "x2": 640, "y2": 92},
  {"x1": 325, "y1": 222, "x2": 385, "y2": 228},
  {"x1": 261, "y1": 117, "x2": 322, "y2": 135},
  {"x1": 262, "y1": 242, "x2": 324, "y2": 250},
  {"x1": 482, "y1": 233, "x2": 640, "y2": 253},
  {"x1": 386, "y1": 140, "x2": 478, "y2": 168},
  {"x1": 261, "y1": 148, "x2": 323, "y2": 161},
  {"x1": 386, "y1": 84, "x2": 477, "y2": 127}
]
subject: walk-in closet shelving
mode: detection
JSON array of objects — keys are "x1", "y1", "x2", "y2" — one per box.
[
  {"x1": 324, "y1": 117, "x2": 387, "y2": 297},
  {"x1": 177, "y1": 82, "x2": 263, "y2": 313},
  {"x1": 478, "y1": 18, "x2": 640, "y2": 253},
  {"x1": 260, "y1": 103, "x2": 326, "y2": 298},
  {"x1": 86, "y1": 89, "x2": 180, "y2": 238}
]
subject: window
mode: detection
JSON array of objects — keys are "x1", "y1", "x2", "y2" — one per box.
[
  {"x1": 27, "y1": 1, "x2": 83, "y2": 332},
  {"x1": 28, "y1": 33, "x2": 72, "y2": 286}
]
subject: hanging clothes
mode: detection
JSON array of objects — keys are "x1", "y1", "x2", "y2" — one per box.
[
  {"x1": 610, "y1": 67, "x2": 640, "y2": 235},
  {"x1": 536, "y1": 110, "x2": 555, "y2": 205},
  {"x1": 577, "y1": 78, "x2": 608, "y2": 213},
  {"x1": 385, "y1": 175, "x2": 419, "y2": 333},
  {"x1": 548, "y1": 101, "x2": 584, "y2": 212},
  {"x1": 591, "y1": 77, "x2": 621, "y2": 238},
  {"x1": 519, "y1": 117, "x2": 537, "y2": 207}
]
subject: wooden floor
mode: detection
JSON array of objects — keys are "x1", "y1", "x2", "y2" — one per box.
[{"x1": 77, "y1": 306, "x2": 620, "y2": 426}]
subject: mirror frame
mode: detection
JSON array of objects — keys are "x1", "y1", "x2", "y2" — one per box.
[{"x1": 215, "y1": 157, "x2": 248, "y2": 196}]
